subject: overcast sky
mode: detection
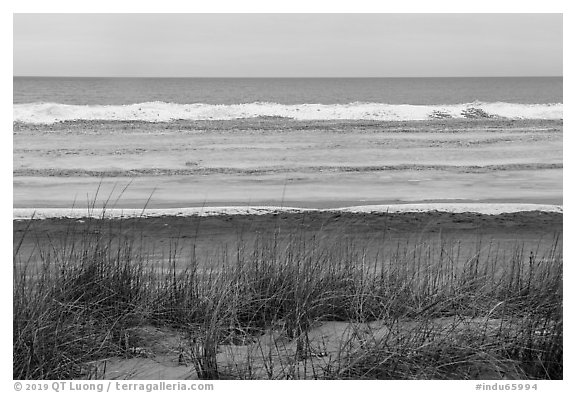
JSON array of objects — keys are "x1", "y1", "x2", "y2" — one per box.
[{"x1": 13, "y1": 13, "x2": 562, "y2": 77}]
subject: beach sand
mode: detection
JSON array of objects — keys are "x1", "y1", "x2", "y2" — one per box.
[
  {"x1": 13, "y1": 119, "x2": 562, "y2": 208},
  {"x1": 14, "y1": 209, "x2": 563, "y2": 270}
]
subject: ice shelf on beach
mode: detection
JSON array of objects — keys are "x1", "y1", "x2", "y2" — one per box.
[
  {"x1": 12, "y1": 204, "x2": 563, "y2": 220},
  {"x1": 13, "y1": 101, "x2": 563, "y2": 124}
]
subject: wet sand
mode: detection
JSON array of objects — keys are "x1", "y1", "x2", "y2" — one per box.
[
  {"x1": 14, "y1": 118, "x2": 563, "y2": 267},
  {"x1": 13, "y1": 119, "x2": 562, "y2": 208},
  {"x1": 13, "y1": 117, "x2": 563, "y2": 277}
]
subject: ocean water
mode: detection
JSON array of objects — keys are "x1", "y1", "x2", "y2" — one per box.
[
  {"x1": 13, "y1": 77, "x2": 563, "y2": 105},
  {"x1": 13, "y1": 77, "x2": 563, "y2": 124}
]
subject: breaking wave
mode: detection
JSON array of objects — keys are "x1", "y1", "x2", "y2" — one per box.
[{"x1": 13, "y1": 101, "x2": 563, "y2": 124}]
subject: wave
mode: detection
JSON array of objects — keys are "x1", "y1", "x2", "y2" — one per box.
[{"x1": 13, "y1": 101, "x2": 563, "y2": 124}]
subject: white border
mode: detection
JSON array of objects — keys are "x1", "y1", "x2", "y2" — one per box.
[{"x1": 5, "y1": 0, "x2": 570, "y2": 13}]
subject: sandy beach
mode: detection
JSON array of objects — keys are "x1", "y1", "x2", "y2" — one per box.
[
  {"x1": 14, "y1": 116, "x2": 563, "y2": 274},
  {"x1": 13, "y1": 118, "x2": 562, "y2": 208},
  {"x1": 14, "y1": 208, "x2": 563, "y2": 271}
]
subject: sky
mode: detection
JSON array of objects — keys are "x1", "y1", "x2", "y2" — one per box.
[{"x1": 13, "y1": 13, "x2": 563, "y2": 77}]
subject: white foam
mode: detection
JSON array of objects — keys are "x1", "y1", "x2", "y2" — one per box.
[
  {"x1": 12, "y1": 206, "x2": 315, "y2": 220},
  {"x1": 13, "y1": 101, "x2": 563, "y2": 124},
  {"x1": 336, "y1": 203, "x2": 563, "y2": 215},
  {"x1": 13, "y1": 204, "x2": 562, "y2": 220}
]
